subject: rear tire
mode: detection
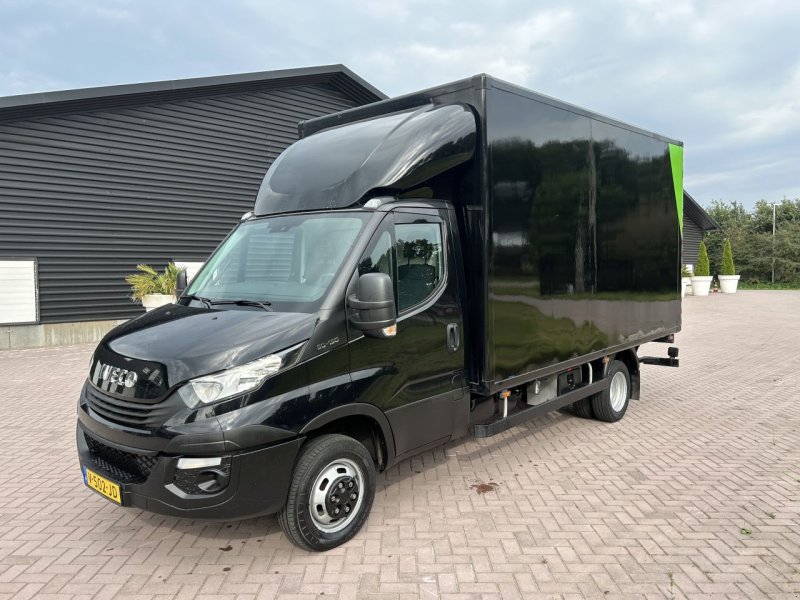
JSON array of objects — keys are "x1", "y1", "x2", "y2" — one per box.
[
  {"x1": 278, "y1": 434, "x2": 375, "y2": 551},
  {"x1": 559, "y1": 398, "x2": 594, "y2": 418},
  {"x1": 570, "y1": 398, "x2": 595, "y2": 419},
  {"x1": 591, "y1": 360, "x2": 631, "y2": 422}
]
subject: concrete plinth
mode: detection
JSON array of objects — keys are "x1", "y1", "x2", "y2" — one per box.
[{"x1": 2, "y1": 319, "x2": 127, "y2": 350}]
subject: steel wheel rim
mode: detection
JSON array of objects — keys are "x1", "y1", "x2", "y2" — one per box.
[
  {"x1": 308, "y1": 458, "x2": 364, "y2": 533},
  {"x1": 609, "y1": 371, "x2": 628, "y2": 411}
]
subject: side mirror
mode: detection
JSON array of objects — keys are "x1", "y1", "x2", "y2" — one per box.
[
  {"x1": 176, "y1": 269, "x2": 188, "y2": 297},
  {"x1": 347, "y1": 273, "x2": 397, "y2": 337}
]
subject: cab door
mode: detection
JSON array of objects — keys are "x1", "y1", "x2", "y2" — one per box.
[{"x1": 347, "y1": 207, "x2": 467, "y2": 461}]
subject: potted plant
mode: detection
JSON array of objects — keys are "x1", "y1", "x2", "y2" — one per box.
[
  {"x1": 681, "y1": 264, "x2": 692, "y2": 297},
  {"x1": 126, "y1": 263, "x2": 182, "y2": 311},
  {"x1": 717, "y1": 239, "x2": 740, "y2": 294},
  {"x1": 690, "y1": 241, "x2": 713, "y2": 296}
]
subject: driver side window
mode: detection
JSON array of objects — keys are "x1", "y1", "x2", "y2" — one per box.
[
  {"x1": 357, "y1": 216, "x2": 445, "y2": 315},
  {"x1": 395, "y1": 223, "x2": 443, "y2": 311},
  {"x1": 358, "y1": 230, "x2": 394, "y2": 278}
]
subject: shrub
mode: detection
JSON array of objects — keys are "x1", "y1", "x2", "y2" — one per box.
[
  {"x1": 125, "y1": 263, "x2": 182, "y2": 302},
  {"x1": 720, "y1": 239, "x2": 736, "y2": 276},
  {"x1": 681, "y1": 264, "x2": 692, "y2": 277},
  {"x1": 695, "y1": 241, "x2": 710, "y2": 276}
]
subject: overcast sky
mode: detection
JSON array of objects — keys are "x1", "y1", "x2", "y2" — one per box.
[{"x1": 2, "y1": 0, "x2": 798, "y2": 209}]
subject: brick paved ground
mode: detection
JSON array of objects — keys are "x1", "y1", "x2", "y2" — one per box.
[{"x1": 1, "y1": 291, "x2": 798, "y2": 600}]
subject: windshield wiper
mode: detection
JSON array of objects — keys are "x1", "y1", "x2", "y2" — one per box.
[
  {"x1": 183, "y1": 294, "x2": 213, "y2": 309},
  {"x1": 209, "y1": 299, "x2": 274, "y2": 312}
]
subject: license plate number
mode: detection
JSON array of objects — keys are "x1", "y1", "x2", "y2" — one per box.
[{"x1": 83, "y1": 467, "x2": 122, "y2": 504}]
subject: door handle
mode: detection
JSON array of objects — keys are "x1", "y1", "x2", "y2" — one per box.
[{"x1": 447, "y1": 323, "x2": 460, "y2": 352}]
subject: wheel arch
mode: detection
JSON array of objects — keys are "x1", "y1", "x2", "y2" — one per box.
[{"x1": 299, "y1": 405, "x2": 396, "y2": 470}]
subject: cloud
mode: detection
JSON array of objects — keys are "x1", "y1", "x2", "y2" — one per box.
[
  {"x1": 727, "y1": 66, "x2": 800, "y2": 143},
  {"x1": 0, "y1": 0, "x2": 798, "y2": 205}
]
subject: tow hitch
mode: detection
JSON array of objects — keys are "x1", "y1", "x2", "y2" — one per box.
[{"x1": 640, "y1": 346, "x2": 679, "y2": 367}]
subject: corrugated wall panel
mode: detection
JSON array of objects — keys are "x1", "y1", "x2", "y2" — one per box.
[
  {"x1": 0, "y1": 83, "x2": 360, "y2": 323},
  {"x1": 683, "y1": 217, "x2": 704, "y2": 266}
]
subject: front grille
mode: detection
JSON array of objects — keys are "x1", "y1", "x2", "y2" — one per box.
[
  {"x1": 85, "y1": 385, "x2": 176, "y2": 429},
  {"x1": 84, "y1": 433, "x2": 158, "y2": 483}
]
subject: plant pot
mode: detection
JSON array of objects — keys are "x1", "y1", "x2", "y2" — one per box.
[
  {"x1": 681, "y1": 277, "x2": 692, "y2": 297},
  {"x1": 718, "y1": 274, "x2": 740, "y2": 294},
  {"x1": 690, "y1": 276, "x2": 713, "y2": 296},
  {"x1": 142, "y1": 293, "x2": 176, "y2": 312}
]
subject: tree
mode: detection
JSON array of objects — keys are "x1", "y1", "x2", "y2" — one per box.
[
  {"x1": 720, "y1": 239, "x2": 735, "y2": 275},
  {"x1": 695, "y1": 241, "x2": 710, "y2": 276},
  {"x1": 704, "y1": 200, "x2": 748, "y2": 277},
  {"x1": 774, "y1": 221, "x2": 800, "y2": 282},
  {"x1": 751, "y1": 198, "x2": 800, "y2": 234},
  {"x1": 706, "y1": 199, "x2": 750, "y2": 230},
  {"x1": 700, "y1": 198, "x2": 800, "y2": 285}
]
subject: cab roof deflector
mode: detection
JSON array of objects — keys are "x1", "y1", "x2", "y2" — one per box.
[{"x1": 253, "y1": 104, "x2": 477, "y2": 215}]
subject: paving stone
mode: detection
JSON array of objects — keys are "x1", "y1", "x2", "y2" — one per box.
[{"x1": 0, "y1": 291, "x2": 798, "y2": 598}]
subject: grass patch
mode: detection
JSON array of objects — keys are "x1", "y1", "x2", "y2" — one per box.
[{"x1": 738, "y1": 282, "x2": 800, "y2": 290}]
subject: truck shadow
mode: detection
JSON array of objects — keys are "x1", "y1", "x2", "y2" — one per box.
[
  {"x1": 177, "y1": 408, "x2": 582, "y2": 547},
  {"x1": 382, "y1": 408, "x2": 578, "y2": 485}
]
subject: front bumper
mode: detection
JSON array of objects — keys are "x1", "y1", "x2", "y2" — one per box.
[{"x1": 76, "y1": 421, "x2": 302, "y2": 520}]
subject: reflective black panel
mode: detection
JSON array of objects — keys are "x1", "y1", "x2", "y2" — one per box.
[
  {"x1": 592, "y1": 121, "x2": 679, "y2": 296},
  {"x1": 486, "y1": 88, "x2": 680, "y2": 382},
  {"x1": 254, "y1": 104, "x2": 477, "y2": 215}
]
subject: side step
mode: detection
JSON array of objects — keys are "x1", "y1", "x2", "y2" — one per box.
[{"x1": 472, "y1": 379, "x2": 610, "y2": 438}]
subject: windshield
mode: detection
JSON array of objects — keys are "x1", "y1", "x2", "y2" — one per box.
[{"x1": 186, "y1": 212, "x2": 368, "y2": 312}]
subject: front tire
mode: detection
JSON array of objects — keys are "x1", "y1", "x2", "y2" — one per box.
[
  {"x1": 591, "y1": 360, "x2": 631, "y2": 422},
  {"x1": 278, "y1": 434, "x2": 376, "y2": 551}
]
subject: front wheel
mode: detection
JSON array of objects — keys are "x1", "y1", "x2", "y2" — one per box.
[
  {"x1": 591, "y1": 359, "x2": 631, "y2": 422},
  {"x1": 278, "y1": 434, "x2": 376, "y2": 551}
]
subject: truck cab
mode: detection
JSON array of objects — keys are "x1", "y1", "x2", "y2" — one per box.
[{"x1": 78, "y1": 195, "x2": 470, "y2": 550}]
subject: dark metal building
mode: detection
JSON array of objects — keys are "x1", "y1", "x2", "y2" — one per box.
[
  {"x1": 0, "y1": 65, "x2": 384, "y2": 325},
  {"x1": 682, "y1": 191, "x2": 719, "y2": 266}
]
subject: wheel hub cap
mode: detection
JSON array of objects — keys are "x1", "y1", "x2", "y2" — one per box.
[
  {"x1": 309, "y1": 458, "x2": 364, "y2": 533},
  {"x1": 324, "y1": 475, "x2": 359, "y2": 518},
  {"x1": 610, "y1": 371, "x2": 628, "y2": 411}
]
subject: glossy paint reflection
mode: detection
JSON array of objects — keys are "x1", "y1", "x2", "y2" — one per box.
[
  {"x1": 255, "y1": 104, "x2": 476, "y2": 215},
  {"x1": 101, "y1": 304, "x2": 317, "y2": 399},
  {"x1": 346, "y1": 207, "x2": 466, "y2": 457},
  {"x1": 487, "y1": 88, "x2": 680, "y2": 381}
]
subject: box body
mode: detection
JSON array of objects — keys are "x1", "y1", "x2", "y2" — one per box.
[{"x1": 303, "y1": 75, "x2": 682, "y2": 394}]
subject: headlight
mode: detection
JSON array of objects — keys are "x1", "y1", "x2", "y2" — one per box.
[{"x1": 177, "y1": 344, "x2": 303, "y2": 409}]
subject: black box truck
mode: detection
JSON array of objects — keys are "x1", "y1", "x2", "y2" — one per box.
[{"x1": 77, "y1": 75, "x2": 683, "y2": 551}]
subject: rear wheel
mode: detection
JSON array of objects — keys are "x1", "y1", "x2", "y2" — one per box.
[
  {"x1": 559, "y1": 398, "x2": 594, "y2": 418},
  {"x1": 591, "y1": 360, "x2": 631, "y2": 422},
  {"x1": 278, "y1": 434, "x2": 375, "y2": 551},
  {"x1": 570, "y1": 398, "x2": 595, "y2": 419}
]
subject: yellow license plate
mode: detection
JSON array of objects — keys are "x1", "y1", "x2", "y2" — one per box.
[{"x1": 83, "y1": 467, "x2": 122, "y2": 504}]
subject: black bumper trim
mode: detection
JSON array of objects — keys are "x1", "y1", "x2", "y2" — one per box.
[{"x1": 77, "y1": 423, "x2": 303, "y2": 520}]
